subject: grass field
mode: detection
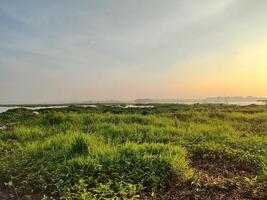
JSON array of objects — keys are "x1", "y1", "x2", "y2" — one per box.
[{"x1": 0, "y1": 104, "x2": 266, "y2": 199}]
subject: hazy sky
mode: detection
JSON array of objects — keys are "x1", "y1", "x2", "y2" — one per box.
[{"x1": 1, "y1": 0, "x2": 267, "y2": 103}]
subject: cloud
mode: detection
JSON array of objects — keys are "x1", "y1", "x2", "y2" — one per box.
[{"x1": 0, "y1": 0, "x2": 267, "y2": 103}]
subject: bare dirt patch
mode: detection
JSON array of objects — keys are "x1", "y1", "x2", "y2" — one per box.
[
  {"x1": 156, "y1": 157, "x2": 266, "y2": 200},
  {"x1": 191, "y1": 156, "x2": 256, "y2": 179}
]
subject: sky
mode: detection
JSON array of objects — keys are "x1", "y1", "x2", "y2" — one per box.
[{"x1": 0, "y1": 0, "x2": 267, "y2": 104}]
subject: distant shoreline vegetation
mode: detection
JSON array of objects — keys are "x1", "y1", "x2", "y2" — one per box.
[{"x1": 1, "y1": 96, "x2": 267, "y2": 107}]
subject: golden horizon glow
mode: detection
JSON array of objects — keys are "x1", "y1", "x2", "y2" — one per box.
[{"x1": 165, "y1": 37, "x2": 267, "y2": 98}]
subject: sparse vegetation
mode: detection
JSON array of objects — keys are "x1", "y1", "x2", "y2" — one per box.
[{"x1": 0, "y1": 104, "x2": 266, "y2": 199}]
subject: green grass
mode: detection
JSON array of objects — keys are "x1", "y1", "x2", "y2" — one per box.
[{"x1": 0, "y1": 104, "x2": 266, "y2": 199}]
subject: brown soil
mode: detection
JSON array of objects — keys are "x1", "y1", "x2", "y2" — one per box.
[
  {"x1": 191, "y1": 156, "x2": 256, "y2": 179},
  {"x1": 156, "y1": 157, "x2": 266, "y2": 200}
]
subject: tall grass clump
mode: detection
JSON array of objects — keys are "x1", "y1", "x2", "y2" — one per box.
[
  {"x1": 67, "y1": 136, "x2": 89, "y2": 158},
  {"x1": 63, "y1": 143, "x2": 193, "y2": 199}
]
